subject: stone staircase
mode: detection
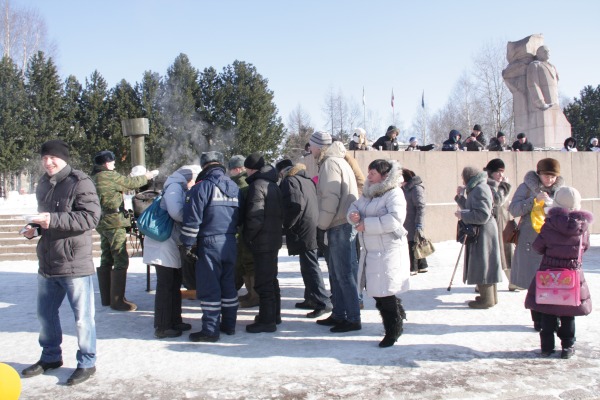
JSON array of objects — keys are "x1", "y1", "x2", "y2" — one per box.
[{"x1": 0, "y1": 214, "x2": 142, "y2": 262}]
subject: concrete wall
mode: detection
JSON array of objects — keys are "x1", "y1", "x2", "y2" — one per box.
[{"x1": 303, "y1": 151, "x2": 599, "y2": 242}]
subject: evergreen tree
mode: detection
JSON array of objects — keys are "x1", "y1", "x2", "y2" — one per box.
[
  {"x1": 136, "y1": 71, "x2": 167, "y2": 169},
  {"x1": 199, "y1": 60, "x2": 285, "y2": 160},
  {"x1": 61, "y1": 75, "x2": 86, "y2": 168},
  {"x1": 564, "y1": 85, "x2": 600, "y2": 150},
  {"x1": 105, "y1": 79, "x2": 143, "y2": 173},
  {"x1": 0, "y1": 56, "x2": 29, "y2": 191},
  {"x1": 79, "y1": 70, "x2": 109, "y2": 167}
]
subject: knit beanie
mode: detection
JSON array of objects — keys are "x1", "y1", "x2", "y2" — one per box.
[
  {"x1": 40, "y1": 140, "x2": 70, "y2": 162},
  {"x1": 177, "y1": 165, "x2": 202, "y2": 182},
  {"x1": 93, "y1": 150, "x2": 116, "y2": 166},
  {"x1": 484, "y1": 158, "x2": 505, "y2": 173},
  {"x1": 275, "y1": 159, "x2": 293, "y2": 173},
  {"x1": 516, "y1": 132, "x2": 526, "y2": 139},
  {"x1": 462, "y1": 166, "x2": 480, "y2": 184},
  {"x1": 409, "y1": 137, "x2": 417, "y2": 144},
  {"x1": 309, "y1": 131, "x2": 333, "y2": 148},
  {"x1": 228, "y1": 155, "x2": 246, "y2": 170},
  {"x1": 244, "y1": 152, "x2": 265, "y2": 170},
  {"x1": 473, "y1": 124, "x2": 482, "y2": 131},
  {"x1": 200, "y1": 151, "x2": 224, "y2": 167},
  {"x1": 536, "y1": 158, "x2": 560, "y2": 176},
  {"x1": 496, "y1": 131, "x2": 505, "y2": 138},
  {"x1": 552, "y1": 186, "x2": 581, "y2": 211}
]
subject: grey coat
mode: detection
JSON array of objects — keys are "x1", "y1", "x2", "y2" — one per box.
[
  {"x1": 488, "y1": 178, "x2": 514, "y2": 272},
  {"x1": 35, "y1": 165, "x2": 101, "y2": 278},
  {"x1": 508, "y1": 171, "x2": 564, "y2": 289},
  {"x1": 455, "y1": 173, "x2": 503, "y2": 285},
  {"x1": 402, "y1": 176, "x2": 426, "y2": 242}
]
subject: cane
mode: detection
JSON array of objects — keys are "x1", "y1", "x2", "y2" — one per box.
[{"x1": 447, "y1": 236, "x2": 467, "y2": 291}]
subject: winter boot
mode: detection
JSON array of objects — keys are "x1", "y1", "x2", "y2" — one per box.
[
  {"x1": 96, "y1": 266, "x2": 111, "y2": 306},
  {"x1": 492, "y1": 284, "x2": 498, "y2": 305},
  {"x1": 110, "y1": 269, "x2": 137, "y2": 311},
  {"x1": 246, "y1": 300, "x2": 277, "y2": 333},
  {"x1": 468, "y1": 284, "x2": 494, "y2": 309},
  {"x1": 377, "y1": 296, "x2": 404, "y2": 348},
  {"x1": 239, "y1": 275, "x2": 259, "y2": 308}
]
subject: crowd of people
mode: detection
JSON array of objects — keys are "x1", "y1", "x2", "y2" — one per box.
[{"x1": 18, "y1": 130, "x2": 595, "y2": 387}]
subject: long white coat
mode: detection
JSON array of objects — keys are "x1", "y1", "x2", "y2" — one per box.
[
  {"x1": 347, "y1": 161, "x2": 410, "y2": 298},
  {"x1": 142, "y1": 171, "x2": 188, "y2": 269}
]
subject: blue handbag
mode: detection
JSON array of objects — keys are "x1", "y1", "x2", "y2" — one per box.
[{"x1": 136, "y1": 193, "x2": 173, "y2": 242}]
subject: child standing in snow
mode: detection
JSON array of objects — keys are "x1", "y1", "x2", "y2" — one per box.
[{"x1": 524, "y1": 186, "x2": 593, "y2": 359}]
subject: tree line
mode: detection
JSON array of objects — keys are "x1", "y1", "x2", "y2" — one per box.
[{"x1": 0, "y1": 51, "x2": 285, "y2": 193}]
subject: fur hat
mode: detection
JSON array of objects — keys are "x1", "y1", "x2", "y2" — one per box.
[
  {"x1": 309, "y1": 131, "x2": 332, "y2": 148},
  {"x1": 537, "y1": 158, "x2": 560, "y2": 176},
  {"x1": 553, "y1": 186, "x2": 581, "y2": 211},
  {"x1": 461, "y1": 166, "x2": 480, "y2": 184},
  {"x1": 200, "y1": 151, "x2": 224, "y2": 167},
  {"x1": 40, "y1": 140, "x2": 70, "y2": 162},
  {"x1": 228, "y1": 155, "x2": 246, "y2": 170},
  {"x1": 177, "y1": 165, "x2": 202, "y2": 182},
  {"x1": 516, "y1": 132, "x2": 526, "y2": 139},
  {"x1": 94, "y1": 150, "x2": 116, "y2": 166},
  {"x1": 484, "y1": 158, "x2": 505, "y2": 173},
  {"x1": 473, "y1": 124, "x2": 482, "y2": 131},
  {"x1": 496, "y1": 131, "x2": 505, "y2": 138},
  {"x1": 275, "y1": 159, "x2": 293, "y2": 173},
  {"x1": 244, "y1": 152, "x2": 265, "y2": 170}
]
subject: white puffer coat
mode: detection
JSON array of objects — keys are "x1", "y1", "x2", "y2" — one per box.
[{"x1": 347, "y1": 161, "x2": 410, "y2": 297}]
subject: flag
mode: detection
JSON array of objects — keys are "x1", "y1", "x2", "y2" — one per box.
[
  {"x1": 391, "y1": 89, "x2": 394, "y2": 108},
  {"x1": 362, "y1": 86, "x2": 365, "y2": 106},
  {"x1": 421, "y1": 90, "x2": 425, "y2": 109}
]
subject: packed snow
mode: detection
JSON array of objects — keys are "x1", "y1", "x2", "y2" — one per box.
[{"x1": 1, "y1": 194, "x2": 599, "y2": 399}]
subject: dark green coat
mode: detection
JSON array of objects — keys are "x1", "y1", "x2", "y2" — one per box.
[{"x1": 92, "y1": 167, "x2": 148, "y2": 230}]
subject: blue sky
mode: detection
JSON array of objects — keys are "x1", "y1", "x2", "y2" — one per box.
[{"x1": 17, "y1": 0, "x2": 600, "y2": 139}]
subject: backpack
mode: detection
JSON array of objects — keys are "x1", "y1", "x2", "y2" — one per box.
[{"x1": 136, "y1": 192, "x2": 173, "y2": 242}]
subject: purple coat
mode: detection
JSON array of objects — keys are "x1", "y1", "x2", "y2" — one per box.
[{"x1": 524, "y1": 208, "x2": 594, "y2": 316}]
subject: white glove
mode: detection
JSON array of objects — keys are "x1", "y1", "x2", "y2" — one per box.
[{"x1": 150, "y1": 170, "x2": 159, "y2": 179}]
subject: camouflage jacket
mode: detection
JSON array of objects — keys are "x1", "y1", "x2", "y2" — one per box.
[{"x1": 92, "y1": 167, "x2": 148, "y2": 230}]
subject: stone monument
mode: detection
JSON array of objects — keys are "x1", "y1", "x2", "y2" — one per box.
[{"x1": 502, "y1": 34, "x2": 571, "y2": 149}]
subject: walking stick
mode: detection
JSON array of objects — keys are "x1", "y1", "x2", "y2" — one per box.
[{"x1": 447, "y1": 236, "x2": 467, "y2": 291}]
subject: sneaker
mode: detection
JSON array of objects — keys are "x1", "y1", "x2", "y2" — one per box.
[
  {"x1": 189, "y1": 330, "x2": 219, "y2": 342},
  {"x1": 22, "y1": 360, "x2": 63, "y2": 377},
  {"x1": 173, "y1": 323, "x2": 192, "y2": 331},
  {"x1": 66, "y1": 367, "x2": 96, "y2": 386},
  {"x1": 540, "y1": 349, "x2": 555, "y2": 357},
  {"x1": 561, "y1": 347, "x2": 575, "y2": 359},
  {"x1": 316, "y1": 314, "x2": 343, "y2": 326},
  {"x1": 155, "y1": 328, "x2": 182, "y2": 339},
  {"x1": 330, "y1": 320, "x2": 362, "y2": 333}
]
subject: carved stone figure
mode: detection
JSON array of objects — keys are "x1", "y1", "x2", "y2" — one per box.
[{"x1": 502, "y1": 35, "x2": 571, "y2": 148}]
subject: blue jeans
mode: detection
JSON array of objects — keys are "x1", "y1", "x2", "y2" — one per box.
[
  {"x1": 196, "y1": 234, "x2": 238, "y2": 335},
  {"x1": 326, "y1": 223, "x2": 360, "y2": 323},
  {"x1": 37, "y1": 274, "x2": 96, "y2": 368}
]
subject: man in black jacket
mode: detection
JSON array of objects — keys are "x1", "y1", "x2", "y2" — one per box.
[
  {"x1": 512, "y1": 132, "x2": 534, "y2": 151},
  {"x1": 243, "y1": 152, "x2": 283, "y2": 333},
  {"x1": 372, "y1": 125, "x2": 400, "y2": 151},
  {"x1": 276, "y1": 159, "x2": 332, "y2": 318},
  {"x1": 21, "y1": 140, "x2": 101, "y2": 386}
]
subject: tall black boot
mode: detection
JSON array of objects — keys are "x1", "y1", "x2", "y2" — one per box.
[
  {"x1": 110, "y1": 269, "x2": 137, "y2": 311},
  {"x1": 246, "y1": 299, "x2": 276, "y2": 333},
  {"x1": 377, "y1": 296, "x2": 404, "y2": 348},
  {"x1": 96, "y1": 266, "x2": 111, "y2": 306}
]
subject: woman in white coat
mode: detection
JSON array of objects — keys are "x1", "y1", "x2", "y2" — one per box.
[
  {"x1": 347, "y1": 159, "x2": 410, "y2": 348},
  {"x1": 143, "y1": 165, "x2": 201, "y2": 339}
]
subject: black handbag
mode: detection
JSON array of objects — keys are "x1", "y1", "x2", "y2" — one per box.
[{"x1": 456, "y1": 220, "x2": 480, "y2": 244}]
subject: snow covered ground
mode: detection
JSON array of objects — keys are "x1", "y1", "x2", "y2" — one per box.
[{"x1": 1, "y1": 195, "x2": 599, "y2": 399}]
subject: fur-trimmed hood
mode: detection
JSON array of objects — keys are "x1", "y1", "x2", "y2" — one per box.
[
  {"x1": 523, "y1": 170, "x2": 564, "y2": 195},
  {"x1": 545, "y1": 207, "x2": 594, "y2": 237},
  {"x1": 317, "y1": 141, "x2": 346, "y2": 165},
  {"x1": 362, "y1": 160, "x2": 403, "y2": 199},
  {"x1": 282, "y1": 163, "x2": 306, "y2": 178},
  {"x1": 465, "y1": 172, "x2": 488, "y2": 193}
]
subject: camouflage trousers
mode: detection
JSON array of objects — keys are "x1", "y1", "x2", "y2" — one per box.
[{"x1": 98, "y1": 227, "x2": 129, "y2": 271}]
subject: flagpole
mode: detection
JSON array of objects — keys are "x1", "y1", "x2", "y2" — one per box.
[
  {"x1": 362, "y1": 86, "x2": 366, "y2": 128},
  {"x1": 421, "y1": 90, "x2": 426, "y2": 143}
]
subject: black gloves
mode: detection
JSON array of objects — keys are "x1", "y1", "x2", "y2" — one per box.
[{"x1": 180, "y1": 246, "x2": 198, "y2": 264}]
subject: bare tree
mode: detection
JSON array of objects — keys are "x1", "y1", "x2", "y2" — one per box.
[
  {"x1": 0, "y1": 0, "x2": 55, "y2": 73},
  {"x1": 283, "y1": 104, "x2": 314, "y2": 161}
]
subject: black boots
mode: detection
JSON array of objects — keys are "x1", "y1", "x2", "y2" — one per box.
[
  {"x1": 96, "y1": 266, "x2": 111, "y2": 306},
  {"x1": 110, "y1": 269, "x2": 137, "y2": 311},
  {"x1": 376, "y1": 296, "x2": 406, "y2": 348},
  {"x1": 247, "y1": 299, "x2": 277, "y2": 333}
]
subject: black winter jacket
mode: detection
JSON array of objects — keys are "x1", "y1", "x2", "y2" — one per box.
[
  {"x1": 35, "y1": 165, "x2": 101, "y2": 277},
  {"x1": 243, "y1": 164, "x2": 283, "y2": 252},
  {"x1": 280, "y1": 165, "x2": 318, "y2": 255}
]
